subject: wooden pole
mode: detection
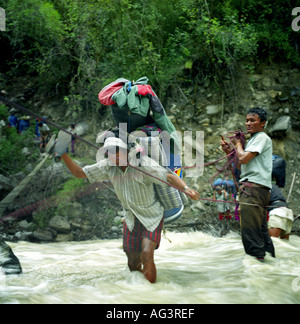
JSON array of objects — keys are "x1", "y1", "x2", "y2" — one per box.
[{"x1": 287, "y1": 172, "x2": 296, "y2": 203}]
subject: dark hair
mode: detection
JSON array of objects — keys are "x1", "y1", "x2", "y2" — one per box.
[
  {"x1": 104, "y1": 146, "x2": 120, "y2": 158},
  {"x1": 246, "y1": 107, "x2": 268, "y2": 123}
]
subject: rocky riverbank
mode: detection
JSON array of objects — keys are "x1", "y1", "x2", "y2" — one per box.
[{"x1": 1, "y1": 63, "x2": 300, "y2": 243}]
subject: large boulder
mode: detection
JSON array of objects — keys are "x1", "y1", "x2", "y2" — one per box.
[
  {"x1": 206, "y1": 104, "x2": 222, "y2": 116},
  {"x1": 269, "y1": 115, "x2": 291, "y2": 137},
  {"x1": 0, "y1": 239, "x2": 22, "y2": 275},
  {"x1": 49, "y1": 215, "x2": 71, "y2": 233}
]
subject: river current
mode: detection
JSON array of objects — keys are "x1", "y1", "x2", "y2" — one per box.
[{"x1": 1, "y1": 231, "x2": 300, "y2": 304}]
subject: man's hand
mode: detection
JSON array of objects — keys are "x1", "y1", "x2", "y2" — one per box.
[
  {"x1": 166, "y1": 174, "x2": 200, "y2": 200},
  {"x1": 230, "y1": 137, "x2": 241, "y2": 147},
  {"x1": 185, "y1": 187, "x2": 200, "y2": 200},
  {"x1": 220, "y1": 139, "x2": 232, "y2": 155}
]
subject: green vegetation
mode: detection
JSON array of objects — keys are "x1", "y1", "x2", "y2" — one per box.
[
  {"x1": 56, "y1": 177, "x2": 86, "y2": 202},
  {"x1": 0, "y1": 0, "x2": 299, "y2": 115}
]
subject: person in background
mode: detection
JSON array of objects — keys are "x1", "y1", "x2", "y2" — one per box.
[
  {"x1": 214, "y1": 187, "x2": 232, "y2": 221},
  {"x1": 38, "y1": 122, "x2": 51, "y2": 152},
  {"x1": 214, "y1": 186, "x2": 231, "y2": 236},
  {"x1": 35, "y1": 118, "x2": 41, "y2": 138},
  {"x1": 267, "y1": 184, "x2": 294, "y2": 240},
  {"x1": 221, "y1": 107, "x2": 275, "y2": 261},
  {"x1": 18, "y1": 116, "x2": 30, "y2": 133},
  {"x1": 8, "y1": 109, "x2": 18, "y2": 128}
]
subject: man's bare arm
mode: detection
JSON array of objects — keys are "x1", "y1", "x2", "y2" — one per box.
[
  {"x1": 235, "y1": 141, "x2": 258, "y2": 164},
  {"x1": 61, "y1": 153, "x2": 87, "y2": 178},
  {"x1": 166, "y1": 173, "x2": 200, "y2": 200}
]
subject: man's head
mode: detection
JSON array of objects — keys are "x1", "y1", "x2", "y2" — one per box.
[
  {"x1": 246, "y1": 107, "x2": 268, "y2": 134},
  {"x1": 215, "y1": 186, "x2": 222, "y2": 194},
  {"x1": 103, "y1": 137, "x2": 128, "y2": 166}
]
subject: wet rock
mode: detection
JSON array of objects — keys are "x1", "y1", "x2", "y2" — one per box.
[
  {"x1": 55, "y1": 233, "x2": 74, "y2": 242},
  {"x1": 57, "y1": 202, "x2": 83, "y2": 219},
  {"x1": 49, "y1": 215, "x2": 71, "y2": 233},
  {"x1": 32, "y1": 230, "x2": 53, "y2": 242},
  {"x1": 0, "y1": 239, "x2": 22, "y2": 275},
  {"x1": 14, "y1": 231, "x2": 33, "y2": 241},
  {"x1": 18, "y1": 220, "x2": 31, "y2": 229},
  {"x1": 0, "y1": 174, "x2": 13, "y2": 191}
]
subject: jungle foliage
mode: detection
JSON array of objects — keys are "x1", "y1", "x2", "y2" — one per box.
[{"x1": 0, "y1": 0, "x2": 299, "y2": 114}]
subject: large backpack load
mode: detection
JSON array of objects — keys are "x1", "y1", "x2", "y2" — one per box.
[
  {"x1": 98, "y1": 76, "x2": 180, "y2": 158},
  {"x1": 99, "y1": 77, "x2": 185, "y2": 224}
]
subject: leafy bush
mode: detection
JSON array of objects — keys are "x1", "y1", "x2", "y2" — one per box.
[
  {"x1": 0, "y1": 121, "x2": 37, "y2": 174},
  {"x1": 0, "y1": 0, "x2": 72, "y2": 92},
  {"x1": 0, "y1": 0, "x2": 298, "y2": 113},
  {"x1": 0, "y1": 104, "x2": 8, "y2": 119}
]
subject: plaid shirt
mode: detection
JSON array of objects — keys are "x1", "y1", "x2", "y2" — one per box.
[{"x1": 83, "y1": 156, "x2": 168, "y2": 232}]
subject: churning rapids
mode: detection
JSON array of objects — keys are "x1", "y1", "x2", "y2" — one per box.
[{"x1": 1, "y1": 231, "x2": 300, "y2": 304}]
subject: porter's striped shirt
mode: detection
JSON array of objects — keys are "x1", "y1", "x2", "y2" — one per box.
[{"x1": 83, "y1": 156, "x2": 168, "y2": 232}]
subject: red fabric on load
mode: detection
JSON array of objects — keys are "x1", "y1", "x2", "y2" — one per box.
[
  {"x1": 136, "y1": 84, "x2": 156, "y2": 97},
  {"x1": 98, "y1": 82, "x2": 123, "y2": 106},
  {"x1": 98, "y1": 82, "x2": 156, "y2": 106}
]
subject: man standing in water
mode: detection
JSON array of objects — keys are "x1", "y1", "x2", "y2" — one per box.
[
  {"x1": 221, "y1": 108, "x2": 275, "y2": 261},
  {"x1": 57, "y1": 134, "x2": 199, "y2": 283}
]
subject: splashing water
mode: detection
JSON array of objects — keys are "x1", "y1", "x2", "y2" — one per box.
[{"x1": 0, "y1": 231, "x2": 300, "y2": 304}]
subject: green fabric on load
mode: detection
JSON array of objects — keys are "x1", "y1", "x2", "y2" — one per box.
[
  {"x1": 112, "y1": 76, "x2": 150, "y2": 116},
  {"x1": 111, "y1": 76, "x2": 179, "y2": 152}
]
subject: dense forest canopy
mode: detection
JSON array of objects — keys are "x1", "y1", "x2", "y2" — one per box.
[{"x1": 0, "y1": 0, "x2": 299, "y2": 114}]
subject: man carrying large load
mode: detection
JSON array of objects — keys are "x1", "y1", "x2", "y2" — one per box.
[
  {"x1": 53, "y1": 76, "x2": 200, "y2": 283},
  {"x1": 55, "y1": 130, "x2": 199, "y2": 283},
  {"x1": 98, "y1": 77, "x2": 185, "y2": 224}
]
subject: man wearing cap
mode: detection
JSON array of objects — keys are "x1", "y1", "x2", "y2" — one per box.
[{"x1": 59, "y1": 136, "x2": 199, "y2": 283}]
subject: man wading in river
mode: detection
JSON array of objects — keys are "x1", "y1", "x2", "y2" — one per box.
[
  {"x1": 221, "y1": 108, "x2": 275, "y2": 261},
  {"x1": 57, "y1": 135, "x2": 199, "y2": 283}
]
